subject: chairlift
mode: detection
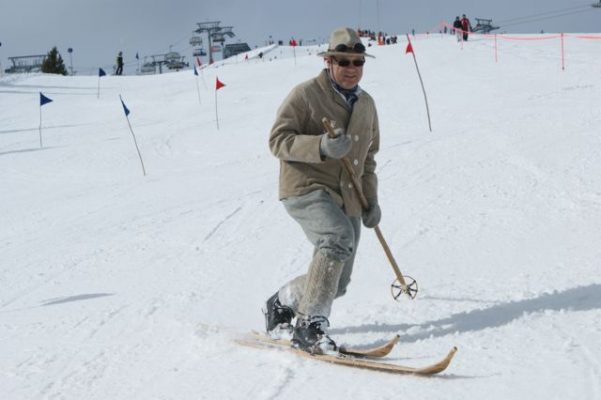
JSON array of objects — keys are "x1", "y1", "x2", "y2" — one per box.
[
  {"x1": 189, "y1": 36, "x2": 203, "y2": 46},
  {"x1": 162, "y1": 51, "x2": 188, "y2": 70},
  {"x1": 193, "y1": 48, "x2": 207, "y2": 57},
  {"x1": 165, "y1": 51, "x2": 180, "y2": 62},
  {"x1": 140, "y1": 62, "x2": 156, "y2": 75}
]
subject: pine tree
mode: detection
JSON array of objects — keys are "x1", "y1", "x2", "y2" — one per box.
[{"x1": 41, "y1": 47, "x2": 68, "y2": 75}]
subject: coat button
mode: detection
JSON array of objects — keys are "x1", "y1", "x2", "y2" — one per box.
[
  {"x1": 348, "y1": 183, "x2": 353, "y2": 189},
  {"x1": 354, "y1": 135, "x2": 360, "y2": 142},
  {"x1": 353, "y1": 159, "x2": 359, "y2": 166}
]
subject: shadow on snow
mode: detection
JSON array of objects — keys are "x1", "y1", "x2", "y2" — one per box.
[
  {"x1": 41, "y1": 293, "x2": 115, "y2": 307},
  {"x1": 331, "y1": 283, "x2": 601, "y2": 342}
]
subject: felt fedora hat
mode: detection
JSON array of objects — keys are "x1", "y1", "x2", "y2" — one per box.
[{"x1": 317, "y1": 27, "x2": 375, "y2": 58}]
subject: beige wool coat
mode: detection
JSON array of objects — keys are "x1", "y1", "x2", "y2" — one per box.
[{"x1": 269, "y1": 69, "x2": 380, "y2": 217}]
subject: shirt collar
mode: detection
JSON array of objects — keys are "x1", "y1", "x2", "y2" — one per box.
[{"x1": 328, "y1": 70, "x2": 362, "y2": 108}]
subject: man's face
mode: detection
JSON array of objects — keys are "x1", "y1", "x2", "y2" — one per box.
[{"x1": 327, "y1": 55, "x2": 365, "y2": 90}]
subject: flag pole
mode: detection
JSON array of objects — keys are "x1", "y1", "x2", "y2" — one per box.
[
  {"x1": 119, "y1": 95, "x2": 146, "y2": 176},
  {"x1": 201, "y1": 67, "x2": 208, "y2": 90},
  {"x1": 197, "y1": 58, "x2": 208, "y2": 89},
  {"x1": 215, "y1": 77, "x2": 226, "y2": 130},
  {"x1": 125, "y1": 115, "x2": 146, "y2": 176},
  {"x1": 97, "y1": 68, "x2": 106, "y2": 98},
  {"x1": 39, "y1": 103, "x2": 43, "y2": 148},
  {"x1": 215, "y1": 88, "x2": 220, "y2": 130},
  {"x1": 39, "y1": 92, "x2": 53, "y2": 148},
  {"x1": 194, "y1": 67, "x2": 202, "y2": 104},
  {"x1": 405, "y1": 34, "x2": 432, "y2": 132}
]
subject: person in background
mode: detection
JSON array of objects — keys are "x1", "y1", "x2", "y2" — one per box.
[
  {"x1": 453, "y1": 16, "x2": 463, "y2": 42},
  {"x1": 461, "y1": 14, "x2": 472, "y2": 41},
  {"x1": 115, "y1": 51, "x2": 124, "y2": 75}
]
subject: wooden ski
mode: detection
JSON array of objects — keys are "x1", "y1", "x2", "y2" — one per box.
[
  {"x1": 250, "y1": 331, "x2": 400, "y2": 358},
  {"x1": 237, "y1": 334, "x2": 457, "y2": 376}
]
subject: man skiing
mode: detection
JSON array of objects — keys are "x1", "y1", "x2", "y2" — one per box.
[{"x1": 265, "y1": 27, "x2": 381, "y2": 354}]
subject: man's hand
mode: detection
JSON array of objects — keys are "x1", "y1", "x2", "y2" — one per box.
[
  {"x1": 319, "y1": 129, "x2": 351, "y2": 159},
  {"x1": 362, "y1": 203, "x2": 381, "y2": 228}
]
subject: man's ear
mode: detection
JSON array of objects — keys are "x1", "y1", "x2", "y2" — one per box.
[{"x1": 324, "y1": 57, "x2": 332, "y2": 67}]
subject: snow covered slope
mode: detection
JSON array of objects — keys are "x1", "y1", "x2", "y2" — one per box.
[{"x1": 1, "y1": 34, "x2": 601, "y2": 399}]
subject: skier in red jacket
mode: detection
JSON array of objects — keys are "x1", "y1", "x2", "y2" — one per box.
[{"x1": 461, "y1": 14, "x2": 472, "y2": 41}]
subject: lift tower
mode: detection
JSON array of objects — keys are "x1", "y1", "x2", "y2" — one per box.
[{"x1": 194, "y1": 21, "x2": 235, "y2": 64}]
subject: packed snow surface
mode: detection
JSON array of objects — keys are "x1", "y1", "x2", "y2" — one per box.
[{"x1": 1, "y1": 36, "x2": 601, "y2": 399}]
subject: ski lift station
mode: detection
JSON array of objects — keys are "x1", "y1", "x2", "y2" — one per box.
[
  {"x1": 472, "y1": 18, "x2": 500, "y2": 33},
  {"x1": 4, "y1": 54, "x2": 46, "y2": 73},
  {"x1": 139, "y1": 52, "x2": 189, "y2": 75},
  {"x1": 223, "y1": 43, "x2": 251, "y2": 59}
]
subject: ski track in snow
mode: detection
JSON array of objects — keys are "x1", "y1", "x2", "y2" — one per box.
[
  {"x1": 554, "y1": 321, "x2": 601, "y2": 399},
  {"x1": 576, "y1": 341, "x2": 601, "y2": 399},
  {"x1": 203, "y1": 206, "x2": 243, "y2": 242}
]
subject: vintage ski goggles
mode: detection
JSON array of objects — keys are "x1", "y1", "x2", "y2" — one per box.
[
  {"x1": 333, "y1": 57, "x2": 366, "y2": 67},
  {"x1": 333, "y1": 42, "x2": 367, "y2": 54}
]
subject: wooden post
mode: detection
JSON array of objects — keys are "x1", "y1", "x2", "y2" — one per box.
[
  {"x1": 560, "y1": 32, "x2": 566, "y2": 71},
  {"x1": 494, "y1": 34, "x2": 498, "y2": 63}
]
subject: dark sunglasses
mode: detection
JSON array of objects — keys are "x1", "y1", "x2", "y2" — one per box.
[
  {"x1": 333, "y1": 42, "x2": 366, "y2": 54},
  {"x1": 333, "y1": 57, "x2": 365, "y2": 67}
]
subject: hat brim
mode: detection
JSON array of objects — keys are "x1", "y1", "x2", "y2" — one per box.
[{"x1": 317, "y1": 50, "x2": 375, "y2": 59}]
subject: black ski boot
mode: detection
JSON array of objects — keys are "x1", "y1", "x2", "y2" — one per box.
[
  {"x1": 291, "y1": 315, "x2": 337, "y2": 354},
  {"x1": 264, "y1": 292, "x2": 295, "y2": 334}
]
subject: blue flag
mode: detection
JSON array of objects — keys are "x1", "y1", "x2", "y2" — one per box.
[
  {"x1": 99, "y1": 68, "x2": 106, "y2": 77},
  {"x1": 119, "y1": 96, "x2": 130, "y2": 117},
  {"x1": 40, "y1": 92, "x2": 53, "y2": 106},
  {"x1": 193, "y1": 66, "x2": 198, "y2": 76}
]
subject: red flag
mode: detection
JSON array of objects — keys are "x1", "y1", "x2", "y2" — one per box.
[
  {"x1": 405, "y1": 42, "x2": 414, "y2": 54},
  {"x1": 216, "y1": 77, "x2": 226, "y2": 90}
]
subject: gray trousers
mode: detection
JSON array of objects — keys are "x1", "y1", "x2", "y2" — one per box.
[{"x1": 277, "y1": 190, "x2": 361, "y2": 318}]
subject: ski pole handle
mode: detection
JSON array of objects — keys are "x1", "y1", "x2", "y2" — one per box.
[{"x1": 322, "y1": 117, "x2": 370, "y2": 209}]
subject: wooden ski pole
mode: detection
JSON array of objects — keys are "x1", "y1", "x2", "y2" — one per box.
[{"x1": 322, "y1": 117, "x2": 415, "y2": 299}]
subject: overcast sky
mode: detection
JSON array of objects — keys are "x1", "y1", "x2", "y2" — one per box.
[{"x1": 1, "y1": 0, "x2": 599, "y2": 75}]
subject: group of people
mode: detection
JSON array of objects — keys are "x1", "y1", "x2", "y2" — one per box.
[
  {"x1": 452, "y1": 14, "x2": 472, "y2": 42},
  {"x1": 358, "y1": 29, "x2": 398, "y2": 45}
]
